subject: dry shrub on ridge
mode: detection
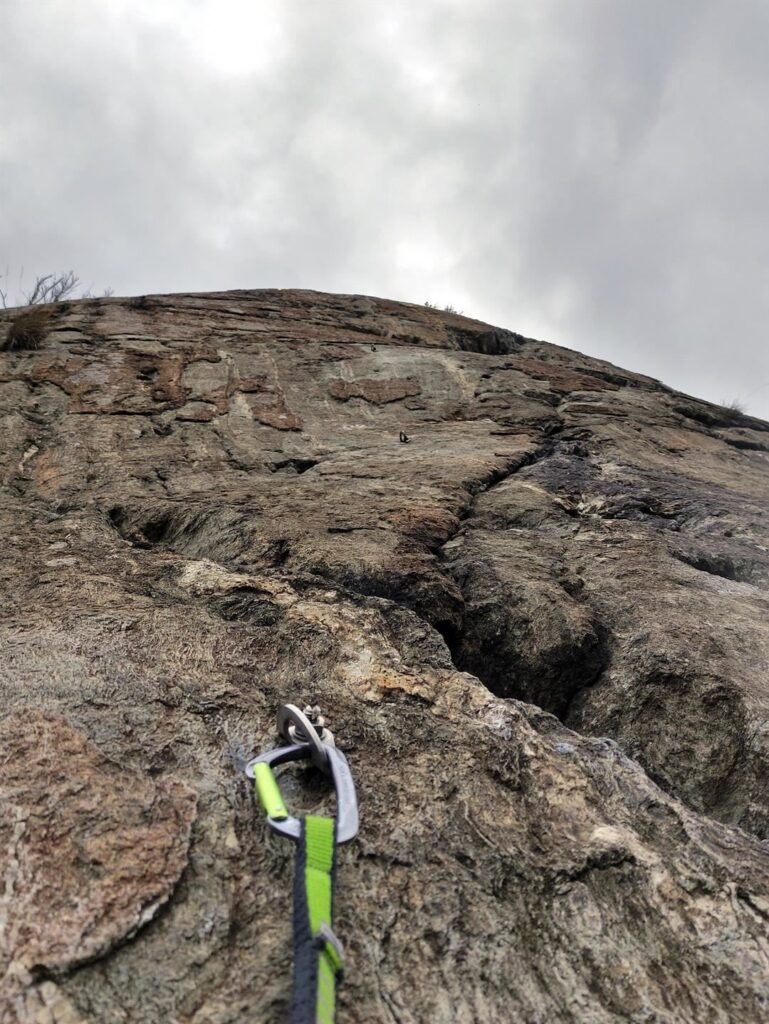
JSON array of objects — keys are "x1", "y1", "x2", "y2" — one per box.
[{"x1": 2, "y1": 306, "x2": 52, "y2": 351}]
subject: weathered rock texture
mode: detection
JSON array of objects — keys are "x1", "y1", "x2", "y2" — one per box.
[{"x1": 1, "y1": 289, "x2": 769, "y2": 1023}]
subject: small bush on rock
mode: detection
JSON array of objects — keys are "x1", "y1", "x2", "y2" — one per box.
[{"x1": 2, "y1": 306, "x2": 52, "y2": 351}]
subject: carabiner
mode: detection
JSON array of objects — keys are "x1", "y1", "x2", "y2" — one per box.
[{"x1": 245, "y1": 742, "x2": 359, "y2": 844}]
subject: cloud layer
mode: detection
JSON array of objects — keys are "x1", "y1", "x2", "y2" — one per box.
[{"x1": 2, "y1": 0, "x2": 768, "y2": 415}]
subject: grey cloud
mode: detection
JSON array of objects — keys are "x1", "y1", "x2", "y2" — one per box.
[{"x1": 1, "y1": 0, "x2": 767, "y2": 416}]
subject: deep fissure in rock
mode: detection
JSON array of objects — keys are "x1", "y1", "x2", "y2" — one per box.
[{"x1": 102, "y1": 428, "x2": 767, "y2": 841}]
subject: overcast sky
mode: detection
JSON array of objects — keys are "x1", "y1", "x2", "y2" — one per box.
[{"x1": 3, "y1": 1, "x2": 769, "y2": 417}]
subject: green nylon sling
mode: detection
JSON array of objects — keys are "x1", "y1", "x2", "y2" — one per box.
[{"x1": 291, "y1": 815, "x2": 343, "y2": 1024}]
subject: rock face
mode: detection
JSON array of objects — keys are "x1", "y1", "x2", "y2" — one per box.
[{"x1": 1, "y1": 289, "x2": 769, "y2": 1023}]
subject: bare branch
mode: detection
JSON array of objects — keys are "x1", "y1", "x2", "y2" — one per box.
[
  {"x1": 24, "y1": 274, "x2": 53, "y2": 305},
  {"x1": 24, "y1": 271, "x2": 80, "y2": 305},
  {"x1": 52, "y1": 271, "x2": 80, "y2": 301}
]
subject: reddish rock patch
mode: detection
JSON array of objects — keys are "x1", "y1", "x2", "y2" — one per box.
[
  {"x1": 328, "y1": 376, "x2": 422, "y2": 404},
  {"x1": 0, "y1": 712, "x2": 196, "y2": 976}
]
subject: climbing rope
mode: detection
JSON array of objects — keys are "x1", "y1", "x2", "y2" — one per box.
[{"x1": 246, "y1": 704, "x2": 359, "y2": 1024}]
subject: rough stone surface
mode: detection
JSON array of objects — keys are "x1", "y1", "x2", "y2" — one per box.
[
  {"x1": 0, "y1": 712, "x2": 196, "y2": 1021},
  {"x1": 1, "y1": 289, "x2": 768, "y2": 1022}
]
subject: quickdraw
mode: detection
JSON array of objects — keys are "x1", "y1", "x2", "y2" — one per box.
[{"x1": 246, "y1": 704, "x2": 359, "y2": 1024}]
